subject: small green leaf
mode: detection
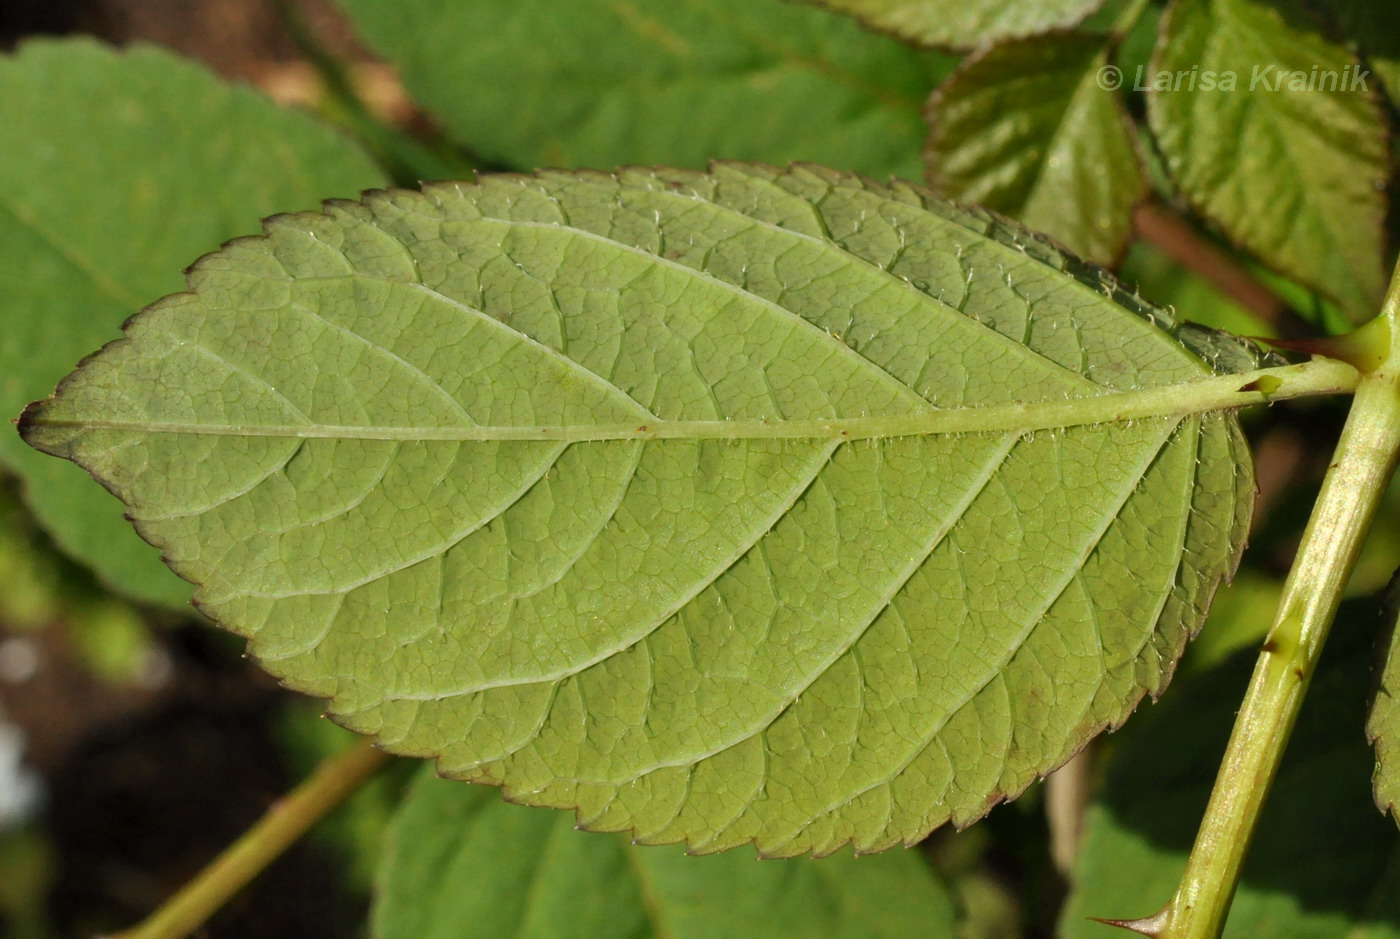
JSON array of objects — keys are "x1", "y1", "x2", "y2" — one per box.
[
  {"x1": 23, "y1": 163, "x2": 1305, "y2": 855},
  {"x1": 925, "y1": 32, "x2": 1147, "y2": 266},
  {"x1": 1063, "y1": 606, "x2": 1400, "y2": 937},
  {"x1": 1369, "y1": 576, "x2": 1400, "y2": 823},
  {"x1": 795, "y1": 0, "x2": 1106, "y2": 50},
  {"x1": 333, "y1": 0, "x2": 954, "y2": 180},
  {"x1": 374, "y1": 765, "x2": 957, "y2": 938},
  {"x1": 0, "y1": 38, "x2": 387, "y2": 609},
  {"x1": 1147, "y1": 0, "x2": 1389, "y2": 323}
]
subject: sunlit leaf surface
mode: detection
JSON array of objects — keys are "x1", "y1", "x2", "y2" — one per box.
[{"x1": 23, "y1": 164, "x2": 1269, "y2": 854}]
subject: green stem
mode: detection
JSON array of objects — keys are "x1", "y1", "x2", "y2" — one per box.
[
  {"x1": 1144, "y1": 269, "x2": 1400, "y2": 938},
  {"x1": 1109, "y1": 0, "x2": 1152, "y2": 41},
  {"x1": 111, "y1": 737, "x2": 390, "y2": 939}
]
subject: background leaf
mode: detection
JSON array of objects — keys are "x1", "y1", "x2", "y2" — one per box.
[
  {"x1": 1147, "y1": 0, "x2": 1390, "y2": 323},
  {"x1": 925, "y1": 32, "x2": 1146, "y2": 265},
  {"x1": 0, "y1": 38, "x2": 387, "y2": 610},
  {"x1": 1369, "y1": 576, "x2": 1400, "y2": 824},
  {"x1": 794, "y1": 0, "x2": 1106, "y2": 50},
  {"x1": 332, "y1": 0, "x2": 954, "y2": 179},
  {"x1": 22, "y1": 164, "x2": 1269, "y2": 855},
  {"x1": 1062, "y1": 602, "x2": 1400, "y2": 936},
  {"x1": 374, "y1": 765, "x2": 957, "y2": 938}
]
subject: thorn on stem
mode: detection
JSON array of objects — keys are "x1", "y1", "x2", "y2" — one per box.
[{"x1": 1088, "y1": 907, "x2": 1169, "y2": 936}]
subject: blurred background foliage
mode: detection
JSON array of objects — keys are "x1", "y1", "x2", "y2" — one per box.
[{"x1": 0, "y1": 0, "x2": 1397, "y2": 935}]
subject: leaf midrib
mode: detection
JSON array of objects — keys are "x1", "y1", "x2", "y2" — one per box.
[{"x1": 24, "y1": 359, "x2": 1357, "y2": 443}]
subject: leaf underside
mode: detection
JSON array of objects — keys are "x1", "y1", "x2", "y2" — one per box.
[{"x1": 22, "y1": 163, "x2": 1262, "y2": 856}]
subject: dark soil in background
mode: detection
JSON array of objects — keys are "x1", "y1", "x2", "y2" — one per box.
[{"x1": 0, "y1": 0, "x2": 364, "y2": 81}]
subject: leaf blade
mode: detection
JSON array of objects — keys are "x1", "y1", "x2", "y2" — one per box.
[{"x1": 23, "y1": 164, "x2": 1280, "y2": 854}]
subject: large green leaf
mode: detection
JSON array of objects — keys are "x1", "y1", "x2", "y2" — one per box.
[
  {"x1": 1147, "y1": 0, "x2": 1389, "y2": 323},
  {"x1": 796, "y1": 0, "x2": 1106, "y2": 49},
  {"x1": 924, "y1": 32, "x2": 1147, "y2": 266},
  {"x1": 333, "y1": 0, "x2": 953, "y2": 180},
  {"x1": 0, "y1": 38, "x2": 387, "y2": 610},
  {"x1": 23, "y1": 163, "x2": 1328, "y2": 855},
  {"x1": 1063, "y1": 605, "x2": 1400, "y2": 937},
  {"x1": 374, "y1": 765, "x2": 956, "y2": 938}
]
